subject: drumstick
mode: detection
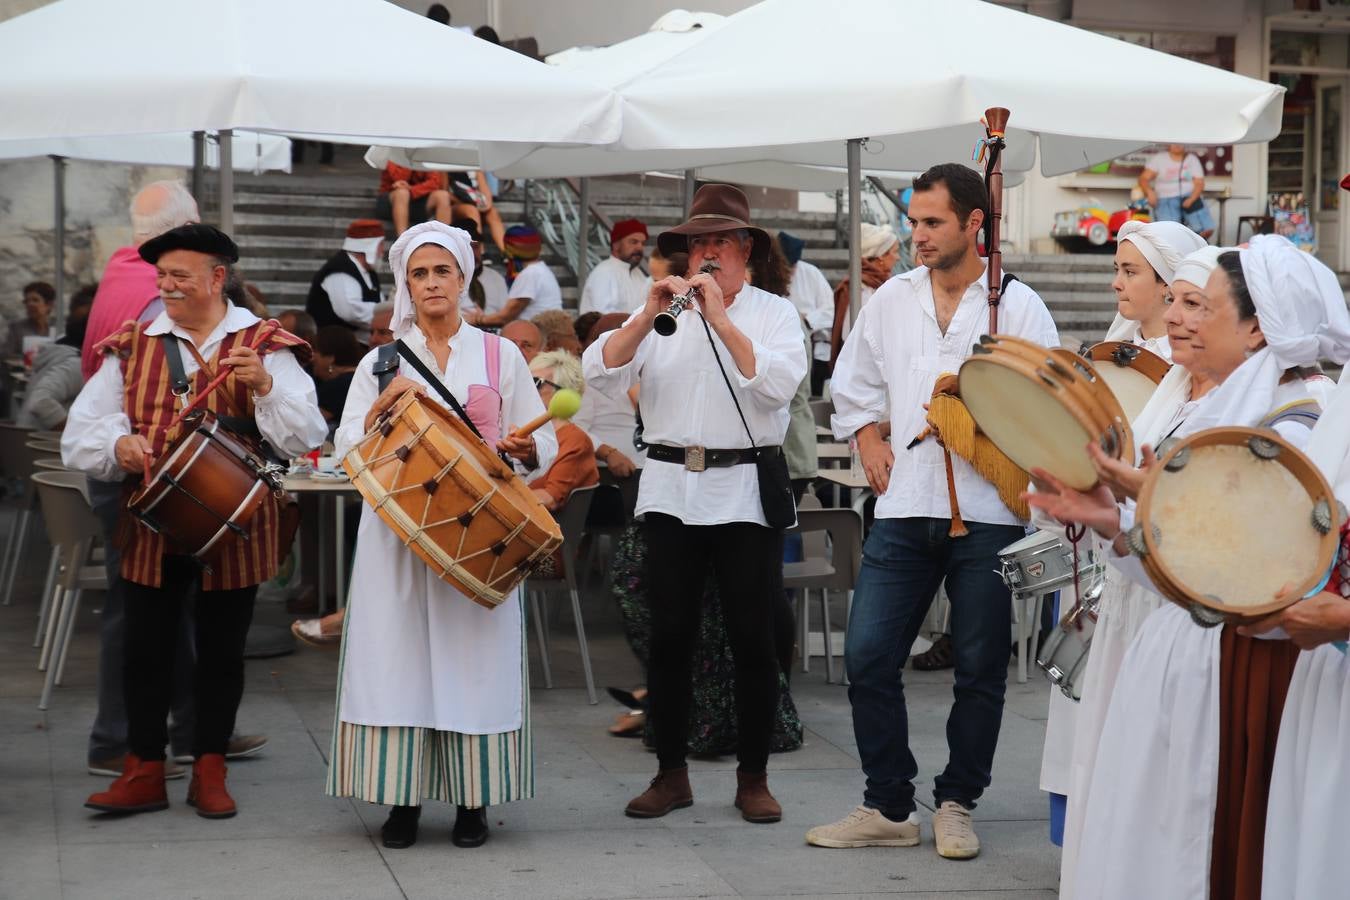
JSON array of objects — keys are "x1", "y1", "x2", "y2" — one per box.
[
  {"x1": 168, "y1": 319, "x2": 281, "y2": 431},
  {"x1": 510, "y1": 388, "x2": 582, "y2": 439}
]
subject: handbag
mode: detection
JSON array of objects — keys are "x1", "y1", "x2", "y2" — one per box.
[
  {"x1": 1178, "y1": 156, "x2": 1203, "y2": 213},
  {"x1": 697, "y1": 314, "x2": 796, "y2": 530}
]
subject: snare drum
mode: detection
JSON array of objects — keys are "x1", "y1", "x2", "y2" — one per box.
[
  {"x1": 1130, "y1": 426, "x2": 1342, "y2": 626},
  {"x1": 1037, "y1": 601, "x2": 1098, "y2": 700},
  {"x1": 999, "y1": 530, "x2": 1096, "y2": 597},
  {"x1": 128, "y1": 410, "x2": 280, "y2": 561},
  {"x1": 1083, "y1": 341, "x2": 1170, "y2": 422},
  {"x1": 342, "y1": 390, "x2": 562, "y2": 609},
  {"x1": 959, "y1": 334, "x2": 1133, "y2": 491}
]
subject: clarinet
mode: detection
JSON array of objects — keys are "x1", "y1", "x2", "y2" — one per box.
[{"x1": 653, "y1": 260, "x2": 722, "y2": 337}]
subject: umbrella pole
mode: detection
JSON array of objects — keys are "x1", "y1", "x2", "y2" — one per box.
[
  {"x1": 191, "y1": 131, "x2": 206, "y2": 202},
  {"x1": 51, "y1": 155, "x2": 66, "y2": 330},
  {"x1": 218, "y1": 129, "x2": 234, "y2": 234},
  {"x1": 682, "y1": 169, "x2": 695, "y2": 217},
  {"x1": 577, "y1": 176, "x2": 591, "y2": 294},
  {"x1": 847, "y1": 138, "x2": 862, "y2": 325}
]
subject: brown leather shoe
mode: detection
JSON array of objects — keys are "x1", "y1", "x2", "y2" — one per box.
[
  {"x1": 85, "y1": 754, "x2": 169, "y2": 815},
  {"x1": 187, "y1": 754, "x2": 237, "y2": 819},
  {"x1": 734, "y1": 770, "x2": 782, "y2": 824},
  {"x1": 624, "y1": 767, "x2": 693, "y2": 818}
]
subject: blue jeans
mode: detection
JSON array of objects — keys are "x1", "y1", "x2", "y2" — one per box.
[
  {"x1": 1153, "y1": 196, "x2": 1215, "y2": 235},
  {"x1": 845, "y1": 517, "x2": 1024, "y2": 819}
]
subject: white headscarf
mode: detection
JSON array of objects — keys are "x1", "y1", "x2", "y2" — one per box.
[
  {"x1": 1240, "y1": 234, "x2": 1350, "y2": 370},
  {"x1": 1103, "y1": 222, "x2": 1210, "y2": 343},
  {"x1": 343, "y1": 235, "x2": 383, "y2": 268},
  {"x1": 387, "y1": 222, "x2": 476, "y2": 339},
  {"x1": 860, "y1": 223, "x2": 898, "y2": 259},
  {"x1": 1171, "y1": 246, "x2": 1224, "y2": 292},
  {"x1": 1116, "y1": 220, "x2": 1209, "y2": 287}
]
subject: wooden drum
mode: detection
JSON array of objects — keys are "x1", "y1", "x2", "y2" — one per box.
[
  {"x1": 958, "y1": 334, "x2": 1133, "y2": 491},
  {"x1": 1083, "y1": 341, "x2": 1170, "y2": 422},
  {"x1": 1130, "y1": 427, "x2": 1342, "y2": 626},
  {"x1": 342, "y1": 390, "x2": 562, "y2": 609},
  {"x1": 128, "y1": 410, "x2": 279, "y2": 561}
]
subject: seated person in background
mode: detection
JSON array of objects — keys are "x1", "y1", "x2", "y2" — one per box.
[
  {"x1": 647, "y1": 247, "x2": 689, "y2": 282},
  {"x1": 306, "y1": 220, "x2": 385, "y2": 344},
  {"x1": 368, "y1": 301, "x2": 396, "y2": 348},
  {"x1": 526, "y1": 350, "x2": 598, "y2": 512},
  {"x1": 277, "y1": 309, "x2": 318, "y2": 347},
  {"x1": 574, "y1": 313, "x2": 642, "y2": 478},
  {"x1": 453, "y1": 218, "x2": 508, "y2": 318},
  {"x1": 532, "y1": 309, "x2": 581, "y2": 356},
  {"x1": 17, "y1": 285, "x2": 95, "y2": 429},
  {"x1": 448, "y1": 171, "x2": 507, "y2": 254},
  {"x1": 7, "y1": 280, "x2": 55, "y2": 359},
  {"x1": 501, "y1": 319, "x2": 542, "y2": 363},
  {"x1": 573, "y1": 312, "x2": 602, "y2": 348},
  {"x1": 468, "y1": 226, "x2": 561, "y2": 327},
  {"x1": 375, "y1": 163, "x2": 451, "y2": 237},
  {"x1": 579, "y1": 218, "x2": 650, "y2": 315},
  {"x1": 312, "y1": 325, "x2": 365, "y2": 429}
]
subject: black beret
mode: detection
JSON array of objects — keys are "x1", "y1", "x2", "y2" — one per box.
[{"x1": 138, "y1": 223, "x2": 239, "y2": 265}]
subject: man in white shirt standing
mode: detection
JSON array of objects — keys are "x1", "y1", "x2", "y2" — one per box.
[
  {"x1": 305, "y1": 220, "x2": 385, "y2": 345},
  {"x1": 468, "y1": 225, "x2": 561, "y2": 328},
  {"x1": 777, "y1": 231, "x2": 834, "y2": 396},
  {"x1": 584, "y1": 185, "x2": 806, "y2": 826},
  {"x1": 580, "y1": 218, "x2": 651, "y2": 315},
  {"x1": 807, "y1": 164, "x2": 1058, "y2": 860}
]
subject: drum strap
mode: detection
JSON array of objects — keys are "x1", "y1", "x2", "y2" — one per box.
[{"x1": 161, "y1": 335, "x2": 192, "y2": 397}]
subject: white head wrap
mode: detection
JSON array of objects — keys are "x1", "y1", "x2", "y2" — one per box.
[
  {"x1": 342, "y1": 235, "x2": 383, "y2": 268},
  {"x1": 387, "y1": 222, "x2": 476, "y2": 339},
  {"x1": 1115, "y1": 220, "x2": 1208, "y2": 286},
  {"x1": 1239, "y1": 234, "x2": 1350, "y2": 370},
  {"x1": 1171, "y1": 246, "x2": 1225, "y2": 291},
  {"x1": 860, "y1": 223, "x2": 899, "y2": 259}
]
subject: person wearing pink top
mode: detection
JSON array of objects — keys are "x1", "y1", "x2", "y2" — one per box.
[{"x1": 81, "y1": 180, "x2": 199, "y2": 379}]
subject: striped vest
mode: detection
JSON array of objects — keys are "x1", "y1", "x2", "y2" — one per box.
[{"x1": 97, "y1": 318, "x2": 311, "y2": 590}]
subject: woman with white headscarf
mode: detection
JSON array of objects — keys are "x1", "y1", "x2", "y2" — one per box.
[
  {"x1": 1254, "y1": 368, "x2": 1350, "y2": 900},
  {"x1": 1036, "y1": 220, "x2": 1205, "y2": 859},
  {"x1": 326, "y1": 222, "x2": 557, "y2": 851},
  {"x1": 1028, "y1": 235, "x2": 1350, "y2": 900}
]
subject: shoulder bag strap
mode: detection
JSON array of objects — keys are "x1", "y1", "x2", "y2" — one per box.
[
  {"x1": 393, "y1": 338, "x2": 487, "y2": 443},
  {"x1": 161, "y1": 334, "x2": 191, "y2": 396},
  {"x1": 697, "y1": 313, "x2": 757, "y2": 450}
]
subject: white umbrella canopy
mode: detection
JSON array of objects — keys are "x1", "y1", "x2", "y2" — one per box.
[
  {"x1": 0, "y1": 0, "x2": 619, "y2": 147},
  {"x1": 489, "y1": 0, "x2": 1282, "y2": 178},
  {"x1": 0, "y1": 132, "x2": 292, "y2": 172}
]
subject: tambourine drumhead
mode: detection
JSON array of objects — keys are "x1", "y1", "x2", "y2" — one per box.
[
  {"x1": 1085, "y1": 342, "x2": 1170, "y2": 422},
  {"x1": 1136, "y1": 427, "x2": 1340, "y2": 622},
  {"x1": 959, "y1": 335, "x2": 1133, "y2": 492}
]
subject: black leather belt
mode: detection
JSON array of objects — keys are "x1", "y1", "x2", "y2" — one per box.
[{"x1": 646, "y1": 443, "x2": 758, "y2": 472}]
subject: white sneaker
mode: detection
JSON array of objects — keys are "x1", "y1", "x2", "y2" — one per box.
[
  {"x1": 932, "y1": 800, "x2": 980, "y2": 859},
  {"x1": 805, "y1": 805, "x2": 920, "y2": 848}
]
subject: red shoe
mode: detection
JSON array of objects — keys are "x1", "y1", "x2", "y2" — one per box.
[
  {"x1": 85, "y1": 754, "x2": 169, "y2": 815},
  {"x1": 186, "y1": 754, "x2": 237, "y2": 819}
]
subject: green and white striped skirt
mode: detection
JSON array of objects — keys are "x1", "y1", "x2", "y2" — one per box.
[{"x1": 326, "y1": 613, "x2": 533, "y2": 809}]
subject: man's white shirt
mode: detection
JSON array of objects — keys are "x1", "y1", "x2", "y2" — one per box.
[
  {"x1": 580, "y1": 255, "x2": 651, "y2": 315},
  {"x1": 787, "y1": 260, "x2": 835, "y2": 363}
]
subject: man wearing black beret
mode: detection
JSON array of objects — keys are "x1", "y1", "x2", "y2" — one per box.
[{"x1": 62, "y1": 223, "x2": 328, "y2": 820}]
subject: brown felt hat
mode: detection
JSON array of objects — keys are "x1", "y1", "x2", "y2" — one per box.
[{"x1": 656, "y1": 184, "x2": 770, "y2": 260}]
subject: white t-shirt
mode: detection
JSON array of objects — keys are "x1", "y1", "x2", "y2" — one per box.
[
  {"x1": 478, "y1": 266, "x2": 509, "y2": 316},
  {"x1": 1145, "y1": 151, "x2": 1205, "y2": 200},
  {"x1": 506, "y1": 259, "x2": 562, "y2": 319},
  {"x1": 580, "y1": 254, "x2": 651, "y2": 315}
]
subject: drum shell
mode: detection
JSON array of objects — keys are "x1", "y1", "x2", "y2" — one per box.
[
  {"x1": 343, "y1": 390, "x2": 563, "y2": 609},
  {"x1": 999, "y1": 531, "x2": 1078, "y2": 596},
  {"x1": 128, "y1": 414, "x2": 272, "y2": 560},
  {"x1": 959, "y1": 334, "x2": 1134, "y2": 491},
  {"x1": 1135, "y1": 426, "x2": 1341, "y2": 625},
  {"x1": 1037, "y1": 603, "x2": 1097, "y2": 700}
]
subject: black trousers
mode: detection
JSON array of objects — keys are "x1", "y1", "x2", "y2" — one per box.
[
  {"x1": 644, "y1": 513, "x2": 782, "y2": 773},
  {"x1": 123, "y1": 555, "x2": 257, "y2": 761}
]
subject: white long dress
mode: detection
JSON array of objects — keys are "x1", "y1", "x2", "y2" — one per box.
[{"x1": 1069, "y1": 374, "x2": 1316, "y2": 900}]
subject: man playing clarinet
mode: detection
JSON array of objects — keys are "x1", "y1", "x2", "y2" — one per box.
[{"x1": 62, "y1": 224, "x2": 328, "y2": 820}]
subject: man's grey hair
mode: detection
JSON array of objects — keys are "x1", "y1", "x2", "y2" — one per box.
[
  {"x1": 371, "y1": 300, "x2": 396, "y2": 320},
  {"x1": 130, "y1": 180, "x2": 200, "y2": 245}
]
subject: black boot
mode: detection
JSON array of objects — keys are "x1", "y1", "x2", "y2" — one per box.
[
  {"x1": 451, "y1": 805, "x2": 489, "y2": 848},
  {"x1": 381, "y1": 804, "x2": 421, "y2": 849}
]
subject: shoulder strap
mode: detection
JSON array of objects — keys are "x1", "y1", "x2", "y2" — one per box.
[
  {"x1": 1001, "y1": 272, "x2": 1018, "y2": 293},
  {"x1": 483, "y1": 331, "x2": 502, "y2": 393},
  {"x1": 392, "y1": 339, "x2": 487, "y2": 443},
  {"x1": 697, "y1": 313, "x2": 757, "y2": 450},
  {"x1": 373, "y1": 341, "x2": 400, "y2": 393},
  {"x1": 161, "y1": 334, "x2": 191, "y2": 396}
]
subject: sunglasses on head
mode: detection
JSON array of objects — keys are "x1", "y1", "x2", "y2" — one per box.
[{"x1": 532, "y1": 376, "x2": 560, "y2": 390}]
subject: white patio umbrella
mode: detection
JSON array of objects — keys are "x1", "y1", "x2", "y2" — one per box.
[
  {"x1": 0, "y1": 131, "x2": 292, "y2": 323},
  {"x1": 0, "y1": 0, "x2": 620, "y2": 230}
]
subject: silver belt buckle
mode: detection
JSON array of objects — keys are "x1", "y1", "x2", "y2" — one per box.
[{"x1": 684, "y1": 445, "x2": 706, "y2": 472}]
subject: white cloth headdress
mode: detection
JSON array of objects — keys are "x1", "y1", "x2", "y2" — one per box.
[
  {"x1": 343, "y1": 235, "x2": 383, "y2": 268},
  {"x1": 859, "y1": 223, "x2": 898, "y2": 259},
  {"x1": 1102, "y1": 223, "x2": 1209, "y2": 343},
  {"x1": 387, "y1": 222, "x2": 476, "y2": 339},
  {"x1": 1241, "y1": 234, "x2": 1350, "y2": 371}
]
